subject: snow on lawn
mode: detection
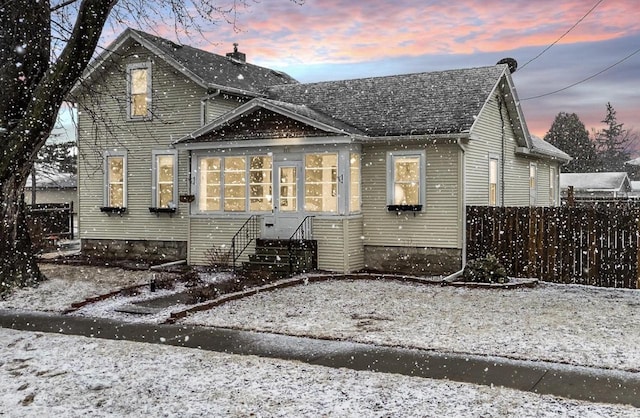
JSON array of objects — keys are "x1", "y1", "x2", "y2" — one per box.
[
  {"x1": 1, "y1": 328, "x2": 637, "y2": 417},
  {"x1": 0, "y1": 264, "x2": 151, "y2": 312},
  {"x1": 182, "y1": 278, "x2": 640, "y2": 372}
]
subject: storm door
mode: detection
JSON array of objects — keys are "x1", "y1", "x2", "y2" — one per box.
[{"x1": 268, "y1": 161, "x2": 304, "y2": 238}]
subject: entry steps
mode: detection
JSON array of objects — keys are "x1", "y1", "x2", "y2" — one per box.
[{"x1": 244, "y1": 239, "x2": 317, "y2": 276}]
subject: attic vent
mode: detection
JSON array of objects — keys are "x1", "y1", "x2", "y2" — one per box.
[{"x1": 226, "y1": 43, "x2": 246, "y2": 64}]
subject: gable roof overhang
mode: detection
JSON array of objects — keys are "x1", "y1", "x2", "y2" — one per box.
[{"x1": 172, "y1": 98, "x2": 361, "y2": 149}]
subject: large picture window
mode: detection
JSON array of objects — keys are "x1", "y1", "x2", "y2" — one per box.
[
  {"x1": 104, "y1": 151, "x2": 127, "y2": 208},
  {"x1": 197, "y1": 155, "x2": 273, "y2": 213},
  {"x1": 127, "y1": 63, "x2": 151, "y2": 119},
  {"x1": 388, "y1": 152, "x2": 425, "y2": 207},
  {"x1": 305, "y1": 153, "x2": 338, "y2": 212},
  {"x1": 152, "y1": 151, "x2": 177, "y2": 208}
]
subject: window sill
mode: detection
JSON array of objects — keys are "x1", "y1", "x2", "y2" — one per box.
[
  {"x1": 149, "y1": 207, "x2": 177, "y2": 217},
  {"x1": 387, "y1": 204, "x2": 423, "y2": 212},
  {"x1": 100, "y1": 206, "x2": 127, "y2": 216}
]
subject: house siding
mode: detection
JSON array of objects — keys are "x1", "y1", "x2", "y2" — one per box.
[
  {"x1": 76, "y1": 42, "x2": 243, "y2": 259},
  {"x1": 361, "y1": 142, "x2": 462, "y2": 249},
  {"x1": 466, "y1": 86, "x2": 557, "y2": 207},
  {"x1": 188, "y1": 217, "x2": 250, "y2": 265}
]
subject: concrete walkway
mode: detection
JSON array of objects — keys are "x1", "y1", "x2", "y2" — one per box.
[{"x1": 0, "y1": 309, "x2": 638, "y2": 408}]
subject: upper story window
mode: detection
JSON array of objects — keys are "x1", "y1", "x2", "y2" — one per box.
[
  {"x1": 104, "y1": 150, "x2": 127, "y2": 208},
  {"x1": 387, "y1": 151, "x2": 425, "y2": 207},
  {"x1": 489, "y1": 157, "x2": 499, "y2": 206},
  {"x1": 127, "y1": 63, "x2": 151, "y2": 119},
  {"x1": 152, "y1": 151, "x2": 177, "y2": 208},
  {"x1": 305, "y1": 153, "x2": 338, "y2": 213}
]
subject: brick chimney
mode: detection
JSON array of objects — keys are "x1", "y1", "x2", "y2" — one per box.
[{"x1": 226, "y1": 43, "x2": 246, "y2": 63}]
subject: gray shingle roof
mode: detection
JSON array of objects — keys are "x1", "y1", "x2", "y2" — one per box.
[
  {"x1": 266, "y1": 66, "x2": 506, "y2": 137},
  {"x1": 560, "y1": 172, "x2": 630, "y2": 192},
  {"x1": 131, "y1": 29, "x2": 298, "y2": 94},
  {"x1": 530, "y1": 135, "x2": 571, "y2": 162}
]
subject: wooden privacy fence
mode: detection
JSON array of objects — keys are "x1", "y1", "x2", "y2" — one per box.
[{"x1": 466, "y1": 205, "x2": 640, "y2": 288}]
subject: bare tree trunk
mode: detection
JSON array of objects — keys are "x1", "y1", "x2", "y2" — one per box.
[{"x1": 0, "y1": 0, "x2": 115, "y2": 293}]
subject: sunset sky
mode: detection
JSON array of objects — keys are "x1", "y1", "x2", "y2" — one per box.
[{"x1": 80, "y1": 0, "x2": 640, "y2": 149}]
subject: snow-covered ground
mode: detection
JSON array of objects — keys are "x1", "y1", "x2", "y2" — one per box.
[{"x1": 1, "y1": 264, "x2": 640, "y2": 416}]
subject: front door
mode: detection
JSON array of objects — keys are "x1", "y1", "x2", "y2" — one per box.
[{"x1": 265, "y1": 161, "x2": 304, "y2": 238}]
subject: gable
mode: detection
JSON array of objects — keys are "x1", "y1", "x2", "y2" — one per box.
[{"x1": 186, "y1": 108, "x2": 337, "y2": 142}]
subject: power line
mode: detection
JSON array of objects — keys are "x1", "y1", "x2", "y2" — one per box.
[
  {"x1": 522, "y1": 46, "x2": 640, "y2": 101},
  {"x1": 519, "y1": 0, "x2": 605, "y2": 71}
]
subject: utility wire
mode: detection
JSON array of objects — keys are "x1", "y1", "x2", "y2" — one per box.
[
  {"x1": 519, "y1": 0, "x2": 605, "y2": 71},
  {"x1": 522, "y1": 46, "x2": 640, "y2": 100}
]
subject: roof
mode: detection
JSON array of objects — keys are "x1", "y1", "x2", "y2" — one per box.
[
  {"x1": 560, "y1": 172, "x2": 630, "y2": 192},
  {"x1": 625, "y1": 156, "x2": 640, "y2": 166},
  {"x1": 529, "y1": 135, "x2": 571, "y2": 162},
  {"x1": 26, "y1": 172, "x2": 77, "y2": 189},
  {"x1": 73, "y1": 28, "x2": 297, "y2": 97},
  {"x1": 265, "y1": 65, "x2": 508, "y2": 137}
]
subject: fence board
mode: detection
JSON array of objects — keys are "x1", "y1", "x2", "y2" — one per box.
[{"x1": 466, "y1": 205, "x2": 638, "y2": 289}]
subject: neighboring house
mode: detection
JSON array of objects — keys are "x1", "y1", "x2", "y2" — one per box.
[
  {"x1": 25, "y1": 172, "x2": 77, "y2": 207},
  {"x1": 560, "y1": 172, "x2": 632, "y2": 200},
  {"x1": 72, "y1": 28, "x2": 569, "y2": 275},
  {"x1": 630, "y1": 181, "x2": 640, "y2": 199}
]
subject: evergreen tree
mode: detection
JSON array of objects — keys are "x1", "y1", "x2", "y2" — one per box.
[
  {"x1": 595, "y1": 102, "x2": 632, "y2": 172},
  {"x1": 544, "y1": 112, "x2": 598, "y2": 173}
]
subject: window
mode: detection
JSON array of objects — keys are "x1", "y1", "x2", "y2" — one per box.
[
  {"x1": 199, "y1": 157, "x2": 221, "y2": 211},
  {"x1": 249, "y1": 156, "x2": 273, "y2": 211},
  {"x1": 152, "y1": 151, "x2": 177, "y2": 208},
  {"x1": 104, "y1": 151, "x2": 127, "y2": 208},
  {"x1": 197, "y1": 155, "x2": 273, "y2": 212},
  {"x1": 350, "y1": 153, "x2": 361, "y2": 213},
  {"x1": 549, "y1": 166, "x2": 557, "y2": 206},
  {"x1": 529, "y1": 163, "x2": 538, "y2": 206},
  {"x1": 387, "y1": 151, "x2": 425, "y2": 207},
  {"x1": 489, "y1": 157, "x2": 499, "y2": 206},
  {"x1": 305, "y1": 153, "x2": 338, "y2": 212},
  {"x1": 224, "y1": 156, "x2": 246, "y2": 212},
  {"x1": 127, "y1": 63, "x2": 151, "y2": 119}
]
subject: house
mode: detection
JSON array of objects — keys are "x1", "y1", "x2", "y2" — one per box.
[
  {"x1": 560, "y1": 172, "x2": 631, "y2": 201},
  {"x1": 25, "y1": 171, "x2": 77, "y2": 206},
  {"x1": 72, "y1": 28, "x2": 569, "y2": 275}
]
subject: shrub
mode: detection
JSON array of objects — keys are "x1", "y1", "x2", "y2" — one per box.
[
  {"x1": 462, "y1": 254, "x2": 509, "y2": 284},
  {"x1": 204, "y1": 245, "x2": 232, "y2": 271}
]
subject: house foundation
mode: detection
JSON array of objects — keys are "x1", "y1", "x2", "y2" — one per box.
[
  {"x1": 81, "y1": 239, "x2": 188, "y2": 263},
  {"x1": 363, "y1": 246, "x2": 461, "y2": 276}
]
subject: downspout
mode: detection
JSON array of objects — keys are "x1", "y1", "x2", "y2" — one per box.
[
  {"x1": 443, "y1": 137, "x2": 467, "y2": 283},
  {"x1": 497, "y1": 92, "x2": 506, "y2": 205},
  {"x1": 200, "y1": 89, "x2": 221, "y2": 127}
]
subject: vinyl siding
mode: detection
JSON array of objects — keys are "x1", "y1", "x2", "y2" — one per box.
[
  {"x1": 188, "y1": 217, "x2": 250, "y2": 265},
  {"x1": 76, "y1": 43, "x2": 242, "y2": 243},
  {"x1": 345, "y1": 216, "x2": 365, "y2": 272},
  {"x1": 466, "y1": 85, "x2": 556, "y2": 207},
  {"x1": 205, "y1": 95, "x2": 246, "y2": 124},
  {"x1": 361, "y1": 142, "x2": 462, "y2": 249}
]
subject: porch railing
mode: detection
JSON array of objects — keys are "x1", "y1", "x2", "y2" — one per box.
[
  {"x1": 288, "y1": 216, "x2": 315, "y2": 274},
  {"x1": 231, "y1": 215, "x2": 261, "y2": 271}
]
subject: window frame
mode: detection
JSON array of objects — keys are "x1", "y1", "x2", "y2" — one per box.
[
  {"x1": 549, "y1": 166, "x2": 558, "y2": 206},
  {"x1": 529, "y1": 162, "x2": 538, "y2": 206},
  {"x1": 304, "y1": 153, "x2": 339, "y2": 213},
  {"x1": 349, "y1": 152, "x2": 361, "y2": 213},
  {"x1": 151, "y1": 150, "x2": 178, "y2": 209},
  {"x1": 195, "y1": 154, "x2": 274, "y2": 214},
  {"x1": 488, "y1": 155, "x2": 500, "y2": 206},
  {"x1": 103, "y1": 150, "x2": 127, "y2": 209},
  {"x1": 386, "y1": 150, "x2": 426, "y2": 210},
  {"x1": 126, "y1": 62, "x2": 152, "y2": 120}
]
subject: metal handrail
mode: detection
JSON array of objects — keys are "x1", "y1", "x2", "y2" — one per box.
[
  {"x1": 288, "y1": 216, "x2": 315, "y2": 274},
  {"x1": 231, "y1": 215, "x2": 261, "y2": 270},
  {"x1": 289, "y1": 215, "x2": 315, "y2": 241}
]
